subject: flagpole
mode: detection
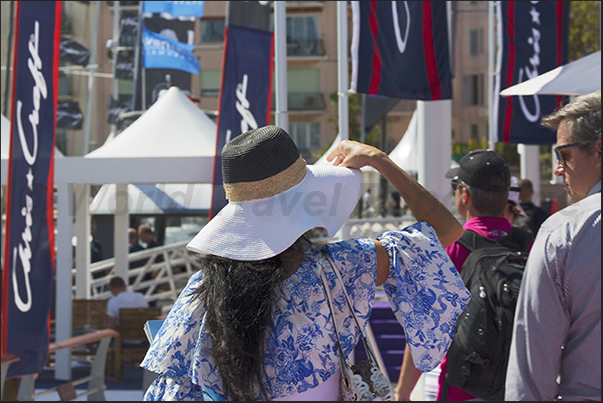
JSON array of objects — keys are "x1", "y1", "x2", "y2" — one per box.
[
  {"x1": 488, "y1": 1, "x2": 496, "y2": 150},
  {"x1": 337, "y1": 1, "x2": 351, "y2": 242},
  {"x1": 337, "y1": 1, "x2": 349, "y2": 143},
  {"x1": 83, "y1": 1, "x2": 100, "y2": 155},
  {"x1": 274, "y1": 1, "x2": 288, "y2": 131}
]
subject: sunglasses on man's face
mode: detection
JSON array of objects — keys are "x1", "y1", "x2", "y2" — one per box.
[
  {"x1": 451, "y1": 179, "x2": 462, "y2": 192},
  {"x1": 554, "y1": 142, "x2": 590, "y2": 167}
]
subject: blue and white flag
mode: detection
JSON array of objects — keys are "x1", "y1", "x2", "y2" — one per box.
[
  {"x1": 142, "y1": 1, "x2": 205, "y2": 18},
  {"x1": 142, "y1": 26, "x2": 200, "y2": 74},
  {"x1": 2, "y1": 0, "x2": 60, "y2": 377}
]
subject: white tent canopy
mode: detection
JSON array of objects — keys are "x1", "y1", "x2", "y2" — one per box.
[
  {"x1": 500, "y1": 50, "x2": 601, "y2": 97},
  {"x1": 87, "y1": 87, "x2": 217, "y2": 214},
  {"x1": 386, "y1": 110, "x2": 419, "y2": 173},
  {"x1": 314, "y1": 109, "x2": 420, "y2": 173},
  {"x1": 86, "y1": 86, "x2": 217, "y2": 159}
]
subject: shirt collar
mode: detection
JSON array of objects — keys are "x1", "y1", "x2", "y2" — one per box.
[{"x1": 587, "y1": 180, "x2": 601, "y2": 197}]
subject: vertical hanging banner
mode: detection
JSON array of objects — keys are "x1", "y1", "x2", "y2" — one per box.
[
  {"x1": 1, "y1": 0, "x2": 60, "y2": 377},
  {"x1": 209, "y1": 24, "x2": 274, "y2": 219},
  {"x1": 494, "y1": 1, "x2": 570, "y2": 144},
  {"x1": 350, "y1": 1, "x2": 452, "y2": 100}
]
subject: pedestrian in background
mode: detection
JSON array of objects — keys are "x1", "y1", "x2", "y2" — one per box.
[
  {"x1": 396, "y1": 149, "x2": 533, "y2": 401},
  {"x1": 518, "y1": 178, "x2": 549, "y2": 235}
]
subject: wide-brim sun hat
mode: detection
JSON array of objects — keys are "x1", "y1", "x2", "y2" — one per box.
[{"x1": 187, "y1": 125, "x2": 364, "y2": 261}]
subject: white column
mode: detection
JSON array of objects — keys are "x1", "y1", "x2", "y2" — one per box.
[
  {"x1": 417, "y1": 100, "x2": 452, "y2": 205},
  {"x1": 114, "y1": 183, "x2": 129, "y2": 279},
  {"x1": 54, "y1": 183, "x2": 73, "y2": 380},
  {"x1": 74, "y1": 184, "x2": 91, "y2": 298},
  {"x1": 518, "y1": 144, "x2": 541, "y2": 206}
]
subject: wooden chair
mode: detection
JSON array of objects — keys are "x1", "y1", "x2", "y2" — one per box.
[
  {"x1": 110, "y1": 307, "x2": 162, "y2": 382},
  {"x1": 62, "y1": 299, "x2": 110, "y2": 363},
  {"x1": 72, "y1": 299, "x2": 109, "y2": 335}
]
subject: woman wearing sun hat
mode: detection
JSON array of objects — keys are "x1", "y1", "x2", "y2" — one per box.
[{"x1": 141, "y1": 125, "x2": 471, "y2": 401}]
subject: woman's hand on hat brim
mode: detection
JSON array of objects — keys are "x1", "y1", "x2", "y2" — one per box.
[{"x1": 326, "y1": 140, "x2": 386, "y2": 169}]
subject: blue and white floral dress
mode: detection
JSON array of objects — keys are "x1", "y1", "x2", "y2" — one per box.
[{"x1": 141, "y1": 222, "x2": 471, "y2": 400}]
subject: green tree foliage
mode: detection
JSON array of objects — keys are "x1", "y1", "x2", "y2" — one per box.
[{"x1": 568, "y1": 1, "x2": 601, "y2": 61}]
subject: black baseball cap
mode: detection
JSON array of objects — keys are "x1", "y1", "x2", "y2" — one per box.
[{"x1": 445, "y1": 149, "x2": 510, "y2": 192}]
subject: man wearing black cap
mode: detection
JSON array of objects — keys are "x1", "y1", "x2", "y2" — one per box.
[{"x1": 395, "y1": 149, "x2": 533, "y2": 401}]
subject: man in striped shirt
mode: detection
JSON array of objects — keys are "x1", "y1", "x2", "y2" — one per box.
[{"x1": 505, "y1": 90, "x2": 601, "y2": 401}]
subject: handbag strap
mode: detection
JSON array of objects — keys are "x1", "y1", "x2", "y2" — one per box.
[
  {"x1": 318, "y1": 268, "x2": 349, "y2": 364},
  {"x1": 319, "y1": 252, "x2": 378, "y2": 365}
]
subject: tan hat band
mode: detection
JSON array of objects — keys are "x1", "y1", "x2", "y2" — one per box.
[{"x1": 225, "y1": 156, "x2": 307, "y2": 202}]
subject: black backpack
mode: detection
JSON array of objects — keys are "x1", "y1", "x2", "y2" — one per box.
[{"x1": 444, "y1": 227, "x2": 533, "y2": 401}]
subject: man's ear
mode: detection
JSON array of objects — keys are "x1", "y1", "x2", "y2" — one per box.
[{"x1": 461, "y1": 187, "x2": 470, "y2": 205}]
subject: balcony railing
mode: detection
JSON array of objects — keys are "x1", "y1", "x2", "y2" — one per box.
[{"x1": 272, "y1": 92, "x2": 325, "y2": 111}]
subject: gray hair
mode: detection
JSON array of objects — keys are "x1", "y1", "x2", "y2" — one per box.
[{"x1": 541, "y1": 90, "x2": 601, "y2": 146}]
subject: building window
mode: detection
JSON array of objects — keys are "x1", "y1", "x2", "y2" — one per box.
[
  {"x1": 289, "y1": 122, "x2": 320, "y2": 158},
  {"x1": 462, "y1": 74, "x2": 484, "y2": 106},
  {"x1": 283, "y1": 15, "x2": 321, "y2": 56},
  {"x1": 200, "y1": 19, "x2": 225, "y2": 43},
  {"x1": 469, "y1": 29, "x2": 483, "y2": 56},
  {"x1": 470, "y1": 124, "x2": 479, "y2": 141},
  {"x1": 201, "y1": 70, "x2": 221, "y2": 97},
  {"x1": 277, "y1": 69, "x2": 323, "y2": 110}
]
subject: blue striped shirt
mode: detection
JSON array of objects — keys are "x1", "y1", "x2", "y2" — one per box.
[{"x1": 505, "y1": 181, "x2": 601, "y2": 401}]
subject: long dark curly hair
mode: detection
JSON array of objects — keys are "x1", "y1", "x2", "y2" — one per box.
[{"x1": 191, "y1": 235, "x2": 312, "y2": 401}]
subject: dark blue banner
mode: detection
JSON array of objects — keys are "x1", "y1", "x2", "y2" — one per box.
[
  {"x1": 351, "y1": 1, "x2": 452, "y2": 100},
  {"x1": 495, "y1": 1, "x2": 570, "y2": 144},
  {"x1": 209, "y1": 24, "x2": 273, "y2": 219},
  {"x1": 1, "y1": 1, "x2": 60, "y2": 377}
]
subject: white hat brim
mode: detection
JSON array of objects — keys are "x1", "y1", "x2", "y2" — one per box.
[{"x1": 186, "y1": 165, "x2": 364, "y2": 261}]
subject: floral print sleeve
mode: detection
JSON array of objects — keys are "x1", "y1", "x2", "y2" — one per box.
[{"x1": 377, "y1": 221, "x2": 471, "y2": 371}]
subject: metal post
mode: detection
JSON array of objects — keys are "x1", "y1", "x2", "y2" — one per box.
[
  {"x1": 111, "y1": 1, "x2": 120, "y2": 134},
  {"x1": 131, "y1": 3, "x2": 143, "y2": 111}
]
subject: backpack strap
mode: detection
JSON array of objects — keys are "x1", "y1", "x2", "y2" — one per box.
[
  {"x1": 456, "y1": 230, "x2": 500, "y2": 252},
  {"x1": 498, "y1": 227, "x2": 533, "y2": 252}
]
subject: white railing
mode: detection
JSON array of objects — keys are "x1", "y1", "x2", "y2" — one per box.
[
  {"x1": 78, "y1": 217, "x2": 418, "y2": 313},
  {"x1": 73, "y1": 241, "x2": 202, "y2": 314}
]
